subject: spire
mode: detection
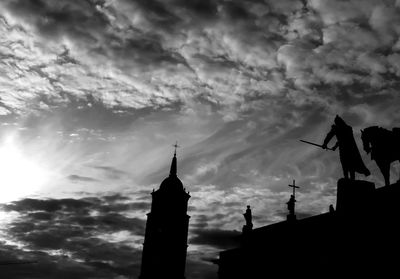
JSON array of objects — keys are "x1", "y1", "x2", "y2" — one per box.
[
  {"x1": 169, "y1": 153, "x2": 177, "y2": 176},
  {"x1": 170, "y1": 141, "x2": 179, "y2": 176}
]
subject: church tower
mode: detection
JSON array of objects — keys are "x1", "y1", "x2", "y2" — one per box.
[{"x1": 139, "y1": 147, "x2": 190, "y2": 279}]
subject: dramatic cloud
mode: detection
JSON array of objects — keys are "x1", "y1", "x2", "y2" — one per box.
[
  {"x1": 1, "y1": 0, "x2": 400, "y2": 278},
  {"x1": 0, "y1": 0, "x2": 396, "y2": 117},
  {"x1": 0, "y1": 195, "x2": 145, "y2": 278},
  {"x1": 0, "y1": 193, "x2": 229, "y2": 278}
]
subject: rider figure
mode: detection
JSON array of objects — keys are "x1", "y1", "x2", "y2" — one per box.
[{"x1": 322, "y1": 115, "x2": 370, "y2": 180}]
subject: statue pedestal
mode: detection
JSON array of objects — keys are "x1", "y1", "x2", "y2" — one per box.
[
  {"x1": 336, "y1": 178, "x2": 375, "y2": 215},
  {"x1": 286, "y1": 214, "x2": 297, "y2": 222},
  {"x1": 242, "y1": 225, "x2": 253, "y2": 234}
]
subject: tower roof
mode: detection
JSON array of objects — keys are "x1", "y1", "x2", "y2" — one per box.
[
  {"x1": 170, "y1": 152, "x2": 177, "y2": 176},
  {"x1": 159, "y1": 151, "x2": 184, "y2": 191}
]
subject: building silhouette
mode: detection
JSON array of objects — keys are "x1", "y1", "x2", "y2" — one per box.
[
  {"x1": 216, "y1": 178, "x2": 400, "y2": 278},
  {"x1": 139, "y1": 150, "x2": 190, "y2": 279}
]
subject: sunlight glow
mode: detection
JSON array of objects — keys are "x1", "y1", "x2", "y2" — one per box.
[{"x1": 0, "y1": 138, "x2": 50, "y2": 203}]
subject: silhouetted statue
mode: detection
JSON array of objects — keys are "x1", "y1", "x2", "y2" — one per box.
[
  {"x1": 286, "y1": 180, "x2": 300, "y2": 221},
  {"x1": 242, "y1": 205, "x2": 253, "y2": 233},
  {"x1": 361, "y1": 126, "x2": 400, "y2": 186},
  {"x1": 244, "y1": 205, "x2": 252, "y2": 227},
  {"x1": 322, "y1": 115, "x2": 370, "y2": 180},
  {"x1": 287, "y1": 195, "x2": 296, "y2": 216}
]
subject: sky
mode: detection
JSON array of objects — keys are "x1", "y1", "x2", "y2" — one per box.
[{"x1": 0, "y1": 0, "x2": 400, "y2": 278}]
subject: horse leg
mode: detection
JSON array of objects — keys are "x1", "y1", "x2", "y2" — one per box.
[
  {"x1": 349, "y1": 170, "x2": 355, "y2": 180},
  {"x1": 398, "y1": 160, "x2": 400, "y2": 183},
  {"x1": 342, "y1": 165, "x2": 349, "y2": 179},
  {"x1": 377, "y1": 160, "x2": 390, "y2": 186}
]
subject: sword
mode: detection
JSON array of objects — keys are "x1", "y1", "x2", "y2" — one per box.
[{"x1": 300, "y1": 140, "x2": 334, "y2": 151}]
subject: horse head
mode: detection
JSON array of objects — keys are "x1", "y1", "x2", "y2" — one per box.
[{"x1": 360, "y1": 128, "x2": 371, "y2": 154}]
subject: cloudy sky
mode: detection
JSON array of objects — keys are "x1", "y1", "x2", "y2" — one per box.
[{"x1": 1, "y1": 0, "x2": 400, "y2": 278}]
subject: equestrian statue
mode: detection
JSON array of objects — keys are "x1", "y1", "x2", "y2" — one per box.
[{"x1": 361, "y1": 126, "x2": 400, "y2": 186}]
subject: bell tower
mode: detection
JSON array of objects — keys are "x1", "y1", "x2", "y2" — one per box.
[{"x1": 139, "y1": 145, "x2": 190, "y2": 279}]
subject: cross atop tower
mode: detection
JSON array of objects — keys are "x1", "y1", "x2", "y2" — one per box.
[
  {"x1": 172, "y1": 141, "x2": 180, "y2": 156},
  {"x1": 288, "y1": 179, "x2": 300, "y2": 198}
]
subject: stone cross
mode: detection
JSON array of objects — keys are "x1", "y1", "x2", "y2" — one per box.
[{"x1": 288, "y1": 180, "x2": 300, "y2": 198}]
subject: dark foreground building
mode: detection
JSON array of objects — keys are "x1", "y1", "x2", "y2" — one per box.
[
  {"x1": 217, "y1": 178, "x2": 400, "y2": 278},
  {"x1": 139, "y1": 151, "x2": 190, "y2": 279}
]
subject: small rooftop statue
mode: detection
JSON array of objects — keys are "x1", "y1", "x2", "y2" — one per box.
[
  {"x1": 287, "y1": 180, "x2": 300, "y2": 221},
  {"x1": 242, "y1": 205, "x2": 253, "y2": 234},
  {"x1": 287, "y1": 195, "x2": 296, "y2": 217}
]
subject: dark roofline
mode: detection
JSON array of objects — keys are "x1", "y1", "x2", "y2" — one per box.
[{"x1": 250, "y1": 211, "x2": 333, "y2": 236}]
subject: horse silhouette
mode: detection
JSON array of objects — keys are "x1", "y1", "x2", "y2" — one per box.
[{"x1": 361, "y1": 126, "x2": 400, "y2": 186}]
